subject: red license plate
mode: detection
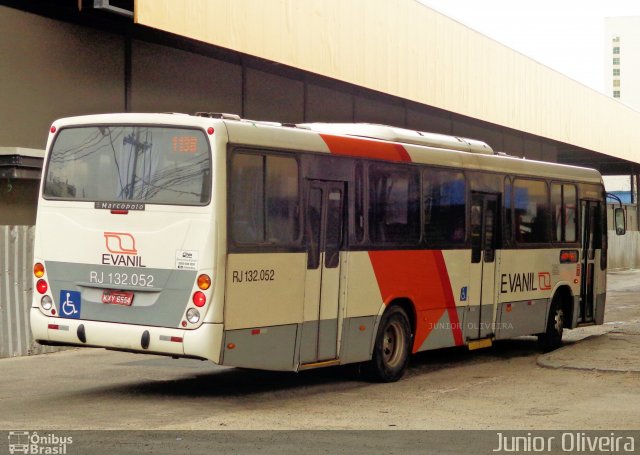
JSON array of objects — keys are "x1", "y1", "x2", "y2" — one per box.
[{"x1": 102, "y1": 290, "x2": 134, "y2": 306}]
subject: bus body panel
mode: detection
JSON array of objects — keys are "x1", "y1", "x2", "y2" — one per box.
[
  {"x1": 31, "y1": 113, "x2": 609, "y2": 374},
  {"x1": 31, "y1": 307, "x2": 224, "y2": 361},
  {"x1": 224, "y1": 253, "x2": 306, "y2": 330},
  {"x1": 594, "y1": 250, "x2": 607, "y2": 325}
]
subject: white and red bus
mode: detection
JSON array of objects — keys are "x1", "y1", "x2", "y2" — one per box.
[{"x1": 31, "y1": 113, "x2": 623, "y2": 382}]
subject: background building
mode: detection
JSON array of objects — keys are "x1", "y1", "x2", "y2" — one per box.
[
  {"x1": 1, "y1": 1, "x2": 640, "y2": 241},
  {"x1": 605, "y1": 16, "x2": 640, "y2": 111},
  {"x1": 3, "y1": 0, "x2": 640, "y2": 359}
]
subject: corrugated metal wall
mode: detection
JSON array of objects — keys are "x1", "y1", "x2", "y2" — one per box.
[{"x1": 0, "y1": 225, "x2": 60, "y2": 358}]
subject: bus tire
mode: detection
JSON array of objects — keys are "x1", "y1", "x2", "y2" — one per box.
[
  {"x1": 363, "y1": 306, "x2": 411, "y2": 382},
  {"x1": 538, "y1": 296, "x2": 564, "y2": 352}
]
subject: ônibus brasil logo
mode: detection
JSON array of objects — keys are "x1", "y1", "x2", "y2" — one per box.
[
  {"x1": 102, "y1": 232, "x2": 146, "y2": 267},
  {"x1": 8, "y1": 431, "x2": 72, "y2": 455}
]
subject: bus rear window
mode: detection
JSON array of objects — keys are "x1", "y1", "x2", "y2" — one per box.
[{"x1": 44, "y1": 126, "x2": 211, "y2": 206}]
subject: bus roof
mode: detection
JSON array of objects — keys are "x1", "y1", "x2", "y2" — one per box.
[
  {"x1": 220, "y1": 116, "x2": 603, "y2": 185},
  {"x1": 50, "y1": 113, "x2": 603, "y2": 185}
]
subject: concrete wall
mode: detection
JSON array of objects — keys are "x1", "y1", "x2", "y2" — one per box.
[
  {"x1": 0, "y1": 4, "x2": 565, "y2": 166},
  {"x1": 130, "y1": 40, "x2": 242, "y2": 114},
  {"x1": 609, "y1": 230, "x2": 640, "y2": 270},
  {"x1": 0, "y1": 6, "x2": 124, "y2": 150},
  {"x1": 608, "y1": 203, "x2": 640, "y2": 270},
  {"x1": 0, "y1": 180, "x2": 39, "y2": 225}
]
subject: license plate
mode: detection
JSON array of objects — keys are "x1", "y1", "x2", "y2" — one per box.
[{"x1": 102, "y1": 290, "x2": 134, "y2": 306}]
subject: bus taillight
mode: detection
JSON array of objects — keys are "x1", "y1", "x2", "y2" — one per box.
[
  {"x1": 197, "y1": 274, "x2": 211, "y2": 290},
  {"x1": 192, "y1": 291, "x2": 206, "y2": 307},
  {"x1": 560, "y1": 250, "x2": 579, "y2": 264},
  {"x1": 34, "y1": 262, "x2": 45, "y2": 278},
  {"x1": 36, "y1": 279, "x2": 48, "y2": 294}
]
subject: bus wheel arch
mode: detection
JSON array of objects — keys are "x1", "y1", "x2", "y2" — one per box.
[{"x1": 363, "y1": 299, "x2": 414, "y2": 382}]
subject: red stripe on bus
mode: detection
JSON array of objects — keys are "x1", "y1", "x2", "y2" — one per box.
[
  {"x1": 319, "y1": 134, "x2": 411, "y2": 162},
  {"x1": 368, "y1": 250, "x2": 464, "y2": 352},
  {"x1": 432, "y1": 251, "x2": 464, "y2": 347}
]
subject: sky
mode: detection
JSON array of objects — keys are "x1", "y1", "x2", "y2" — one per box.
[{"x1": 418, "y1": 0, "x2": 640, "y2": 94}]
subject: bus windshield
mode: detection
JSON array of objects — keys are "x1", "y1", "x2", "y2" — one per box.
[{"x1": 44, "y1": 126, "x2": 211, "y2": 206}]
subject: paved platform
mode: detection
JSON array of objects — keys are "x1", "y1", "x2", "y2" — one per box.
[
  {"x1": 538, "y1": 269, "x2": 640, "y2": 373},
  {"x1": 538, "y1": 325, "x2": 640, "y2": 372}
]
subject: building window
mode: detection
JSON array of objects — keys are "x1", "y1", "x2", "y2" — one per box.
[
  {"x1": 613, "y1": 69, "x2": 620, "y2": 76},
  {"x1": 613, "y1": 36, "x2": 620, "y2": 42},
  {"x1": 613, "y1": 91, "x2": 621, "y2": 98},
  {"x1": 613, "y1": 80, "x2": 620, "y2": 87},
  {"x1": 613, "y1": 57, "x2": 620, "y2": 65},
  {"x1": 613, "y1": 47, "x2": 620, "y2": 54}
]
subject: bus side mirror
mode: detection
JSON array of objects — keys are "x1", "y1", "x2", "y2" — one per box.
[{"x1": 614, "y1": 207, "x2": 626, "y2": 235}]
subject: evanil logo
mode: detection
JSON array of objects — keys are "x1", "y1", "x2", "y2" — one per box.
[{"x1": 102, "y1": 232, "x2": 146, "y2": 267}]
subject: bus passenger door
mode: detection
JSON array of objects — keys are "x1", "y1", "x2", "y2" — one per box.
[
  {"x1": 579, "y1": 200, "x2": 599, "y2": 323},
  {"x1": 467, "y1": 193, "x2": 499, "y2": 340},
  {"x1": 300, "y1": 180, "x2": 345, "y2": 365}
]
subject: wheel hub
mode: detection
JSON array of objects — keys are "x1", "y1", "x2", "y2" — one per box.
[{"x1": 382, "y1": 321, "x2": 405, "y2": 367}]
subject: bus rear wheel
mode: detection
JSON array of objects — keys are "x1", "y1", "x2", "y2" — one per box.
[
  {"x1": 363, "y1": 306, "x2": 411, "y2": 382},
  {"x1": 538, "y1": 297, "x2": 564, "y2": 352}
]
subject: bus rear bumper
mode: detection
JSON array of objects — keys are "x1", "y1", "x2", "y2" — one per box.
[{"x1": 30, "y1": 308, "x2": 223, "y2": 363}]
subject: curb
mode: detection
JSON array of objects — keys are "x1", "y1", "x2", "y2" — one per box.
[{"x1": 537, "y1": 332, "x2": 640, "y2": 373}]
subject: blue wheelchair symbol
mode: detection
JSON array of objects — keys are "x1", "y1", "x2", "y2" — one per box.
[
  {"x1": 60, "y1": 290, "x2": 81, "y2": 319},
  {"x1": 460, "y1": 286, "x2": 468, "y2": 302}
]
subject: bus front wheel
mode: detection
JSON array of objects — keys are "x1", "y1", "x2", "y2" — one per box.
[
  {"x1": 363, "y1": 306, "x2": 411, "y2": 382},
  {"x1": 538, "y1": 297, "x2": 564, "y2": 352}
]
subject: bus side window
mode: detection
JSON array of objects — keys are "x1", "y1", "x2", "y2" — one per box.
[
  {"x1": 265, "y1": 155, "x2": 300, "y2": 243},
  {"x1": 564, "y1": 185, "x2": 578, "y2": 242},
  {"x1": 513, "y1": 178, "x2": 550, "y2": 244},
  {"x1": 231, "y1": 154, "x2": 265, "y2": 243},
  {"x1": 368, "y1": 164, "x2": 420, "y2": 244},
  {"x1": 504, "y1": 177, "x2": 513, "y2": 245},
  {"x1": 230, "y1": 152, "x2": 300, "y2": 245},
  {"x1": 354, "y1": 162, "x2": 365, "y2": 243},
  {"x1": 424, "y1": 169, "x2": 466, "y2": 246},
  {"x1": 551, "y1": 183, "x2": 577, "y2": 243}
]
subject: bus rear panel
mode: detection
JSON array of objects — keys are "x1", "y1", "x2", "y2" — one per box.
[{"x1": 31, "y1": 116, "x2": 225, "y2": 361}]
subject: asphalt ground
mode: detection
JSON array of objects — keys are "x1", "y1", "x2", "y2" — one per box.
[
  {"x1": 1, "y1": 271, "x2": 639, "y2": 454},
  {"x1": 539, "y1": 269, "x2": 640, "y2": 372}
]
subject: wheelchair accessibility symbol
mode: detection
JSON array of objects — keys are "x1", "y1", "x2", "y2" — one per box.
[{"x1": 60, "y1": 290, "x2": 81, "y2": 319}]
